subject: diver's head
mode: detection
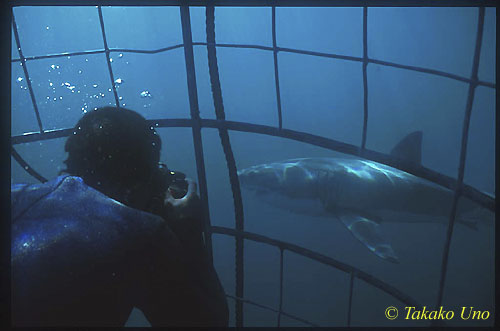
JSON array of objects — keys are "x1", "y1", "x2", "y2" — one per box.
[{"x1": 62, "y1": 106, "x2": 162, "y2": 209}]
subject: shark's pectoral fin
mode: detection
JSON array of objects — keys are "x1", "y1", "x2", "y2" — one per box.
[{"x1": 338, "y1": 213, "x2": 399, "y2": 264}]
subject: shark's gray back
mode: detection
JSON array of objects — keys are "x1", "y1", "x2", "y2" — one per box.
[{"x1": 286, "y1": 157, "x2": 461, "y2": 218}]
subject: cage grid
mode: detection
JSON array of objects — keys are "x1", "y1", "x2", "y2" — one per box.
[{"x1": 10, "y1": 3, "x2": 495, "y2": 327}]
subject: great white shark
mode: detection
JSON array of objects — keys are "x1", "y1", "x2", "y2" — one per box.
[{"x1": 237, "y1": 132, "x2": 494, "y2": 263}]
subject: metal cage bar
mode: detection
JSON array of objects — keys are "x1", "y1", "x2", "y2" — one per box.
[
  {"x1": 179, "y1": 5, "x2": 214, "y2": 262},
  {"x1": 11, "y1": 44, "x2": 496, "y2": 90},
  {"x1": 361, "y1": 7, "x2": 368, "y2": 149},
  {"x1": 12, "y1": 119, "x2": 495, "y2": 212},
  {"x1": 226, "y1": 294, "x2": 319, "y2": 327},
  {"x1": 271, "y1": 6, "x2": 283, "y2": 130},
  {"x1": 212, "y1": 226, "x2": 423, "y2": 310},
  {"x1": 346, "y1": 270, "x2": 355, "y2": 326},
  {"x1": 205, "y1": 4, "x2": 246, "y2": 326},
  {"x1": 435, "y1": 6, "x2": 486, "y2": 310},
  {"x1": 11, "y1": 9, "x2": 44, "y2": 133},
  {"x1": 11, "y1": 146, "x2": 47, "y2": 183},
  {"x1": 97, "y1": 7, "x2": 121, "y2": 108},
  {"x1": 277, "y1": 247, "x2": 284, "y2": 327}
]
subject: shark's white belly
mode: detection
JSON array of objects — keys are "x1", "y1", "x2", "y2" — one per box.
[
  {"x1": 257, "y1": 191, "x2": 329, "y2": 217},
  {"x1": 256, "y1": 187, "x2": 450, "y2": 225}
]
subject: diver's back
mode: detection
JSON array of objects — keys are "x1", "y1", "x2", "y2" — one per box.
[{"x1": 11, "y1": 176, "x2": 170, "y2": 326}]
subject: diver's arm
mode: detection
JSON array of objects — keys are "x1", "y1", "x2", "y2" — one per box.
[
  {"x1": 135, "y1": 222, "x2": 228, "y2": 327},
  {"x1": 135, "y1": 180, "x2": 229, "y2": 326}
]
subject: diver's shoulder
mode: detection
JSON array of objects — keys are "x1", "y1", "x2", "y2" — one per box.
[
  {"x1": 12, "y1": 175, "x2": 168, "y2": 233},
  {"x1": 12, "y1": 175, "x2": 174, "y2": 260}
]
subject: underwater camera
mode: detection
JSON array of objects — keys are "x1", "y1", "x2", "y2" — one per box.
[{"x1": 158, "y1": 163, "x2": 189, "y2": 199}]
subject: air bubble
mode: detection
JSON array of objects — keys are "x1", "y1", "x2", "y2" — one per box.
[{"x1": 140, "y1": 90, "x2": 152, "y2": 98}]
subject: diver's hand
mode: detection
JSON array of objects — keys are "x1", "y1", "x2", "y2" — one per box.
[{"x1": 164, "y1": 178, "x2": 202, "y2": 219}]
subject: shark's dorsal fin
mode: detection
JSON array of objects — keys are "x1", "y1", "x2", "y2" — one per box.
[{"x1": 390, "y1": 131, "x2": 423, "y2": 165}]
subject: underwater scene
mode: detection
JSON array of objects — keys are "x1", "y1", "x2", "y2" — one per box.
[{"x1": 11, "y1": 5, "x2": 495, "y2": 327}]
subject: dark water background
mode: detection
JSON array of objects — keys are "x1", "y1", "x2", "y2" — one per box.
[{"x1": 11, "y1": 6, "x2": 495, "y2": 327}]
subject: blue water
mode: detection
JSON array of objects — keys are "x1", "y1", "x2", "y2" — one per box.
[{"x1": 11, "y1": 6, "x2": 495, "y2": 327}]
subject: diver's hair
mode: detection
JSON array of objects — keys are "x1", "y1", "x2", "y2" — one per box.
[{"x1": 61, "y1": 106, "x2": 162, "y2": 204}]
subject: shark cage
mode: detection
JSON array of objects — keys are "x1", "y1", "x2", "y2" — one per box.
[{"x1": 10, "y1": 1, "x2": 496, "y2": 327}]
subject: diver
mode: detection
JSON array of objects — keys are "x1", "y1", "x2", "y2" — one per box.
[{"x1": 11, "y1": 107, "x2": 229, "y2": 327}]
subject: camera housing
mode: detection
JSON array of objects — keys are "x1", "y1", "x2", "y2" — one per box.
[{"x1": 158, "y1": 163, "x2": 188, "y2": 199}]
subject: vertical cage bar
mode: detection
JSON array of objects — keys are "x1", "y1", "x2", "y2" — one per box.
[
  {"x1": 272, "y1": 6, "x2": 283, "y2": 130},
  {"x1": 347, "y1": 271, "x2": 355, "y2": 326},
  {"x1": 11, "y1": 10, "x2": 44, "y2": 133},
  {"x1": 97, "y1": 6, "x2": 121, "y2": 108},
  {"x1": 361, "y1": 7, "x2": 368, "y2": 150},
  {"x1": 205, "y1": 3, "x2": 245, "y2": 326},
  {"x1": 180, "y1": 5, "x2": 214, "y2": 263},
  {"x1": 277, "y1": 247, "x2": 284, "y2": 327},
  {"x1": 435, "y1": 7, "x2": 485, "y2": 310}
]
